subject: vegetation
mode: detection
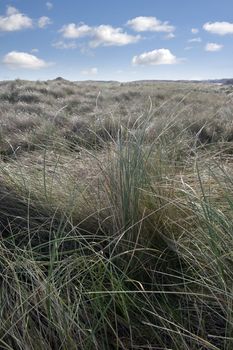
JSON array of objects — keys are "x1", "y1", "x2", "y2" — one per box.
[{"x1": 0, "y1": 78, "x2": 233, "y2": 349}]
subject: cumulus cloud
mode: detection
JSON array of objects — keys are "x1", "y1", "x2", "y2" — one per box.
[
  {"x1": 188, "y1": 37, "x2": 202, "y2": 43},
  {"x1": 205, "y1": 42, "x2": 223, "y2": 51},
  {"x1": 191, "y1": 28, "x2": 199, "y2": 34},
  {"x1": 0, "y1": 6, "x2": 33, "y2": 32},
  {"x1": 81, "y1": 67, "x2": 98, "y2": 75},
  {"x1": 127, "y1": 16, "x2": 175, "y2": 33},
  {"x1": 89, "y1": 25, "x2": 140, "y2": 47},
  {"x1": 59, "y1": 23, "x2": 92, "y2": 38},
  {"x1": 46, "y1": 2, "x2": 53, "y2": 10},
  {"x1": 6, "y1": 6, "x2": 19, "y2": 16},
  {"x1": 52, "y1": 41, "x2": 77, "y2": 49},
  {"x1": 203, "y1": 21, "x2": 233, "y2": 35},
  {"x1": 60, "y1": 23, "x2": 140, "y2": 47},
  {"x1": 132, "y1": 48, "x2": 179, "y2": 65},
  {"x1": 3, "y1": 51, "x2": 51, "y2": 69},
  {"x1": 38, "y1": 16, "x2": 52, "y2": 28}
]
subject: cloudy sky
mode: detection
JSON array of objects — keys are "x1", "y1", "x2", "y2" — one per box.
[{"x1": 0, "y1": 0, "x2": 233, "y2": 81}]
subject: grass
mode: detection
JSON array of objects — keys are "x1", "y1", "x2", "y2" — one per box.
[{"x1": 0, "y1": 78, "x2": 233, "y2": 349}]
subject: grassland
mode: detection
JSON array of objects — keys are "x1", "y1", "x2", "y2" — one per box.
[{"x1": 0, "y1": 78, "x2": 233, "y2": 349}]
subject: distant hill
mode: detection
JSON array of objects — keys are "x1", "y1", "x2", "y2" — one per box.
[
  {"x1": 173, "y1": 79, "x2": 233, "y2": 85},
  {"x1": 209, "y1": 79, "x2": 233, "y2": 85},
  {"x1": 125, "y1": 79, "x2": 233, "y2": 86},
  {"x1": 47, "y1": 77, "x2": 233, "y2": 86}
]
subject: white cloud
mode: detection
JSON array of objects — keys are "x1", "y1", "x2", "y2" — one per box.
[
  {"x1": 0, "y1": 6, "x2": 33, "y2": 32},
  {"x1": 191, "y1": 28, "x2": 199, "y2": 34},
  {"x1": 205, "y1": 42, "x2": 223, "y2": 52},
  {"x1": 164, "y1": 32, "x2": 175, "y2": 39},
  {"x1": 127, "y1": 16, "x2": 175, "y2": 33},
  {"x1": 31, "y1": 48, "x2": 39, "y2": 53},
  {"x1": 90, "y1": 25, "x2": 140, "y2": 47},
  {"x1": 38, "y1": 16, "x2": 52, "y2": 28},
  {"x1": 52, "y1": 41, "x2": 77, "y2": 49},
  {"x1": 60, "y1": 23, "x2": 92, "y2": 38},
  {"x1": 3, "y1": 51, "x2": 51, "y2": 69},
  {"x1": 188, "y1": 37, "x2": 202, "y2": 43},
  {"x1": 203, "y1": 21, "x2": 233, "y2": 35},
  {"x1": 6, "y1": 6, "x2": 19, "y2": 16},
  {"x1": 60, "y1": 23, "x2": 140, "y2": 47},
  {"x1": 46, "y1": 2, "x2": 53, "y2": 10},
  {"x1": 81, "y1": 67, "x2": 98, "y2": 75},
  {"x1": 132, "y1": 48, "x2": 179, "y2": 65}
]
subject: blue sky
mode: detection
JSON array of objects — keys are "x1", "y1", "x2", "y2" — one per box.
[{"x1": 0, "y1": 0, "x2": 233, "y2": 81}]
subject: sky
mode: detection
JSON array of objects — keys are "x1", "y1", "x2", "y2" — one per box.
[{"x1": 0, "y1": 0, "x2": 233, "y2": 81}]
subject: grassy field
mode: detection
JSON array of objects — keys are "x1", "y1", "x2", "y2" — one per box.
[{"x1": 0, "y1": 78, "x2": 233, "y2": 349}]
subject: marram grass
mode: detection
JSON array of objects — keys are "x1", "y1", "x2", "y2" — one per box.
[{"x1": 0, "y1": 79, "x2": 233, "y2": 349}]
